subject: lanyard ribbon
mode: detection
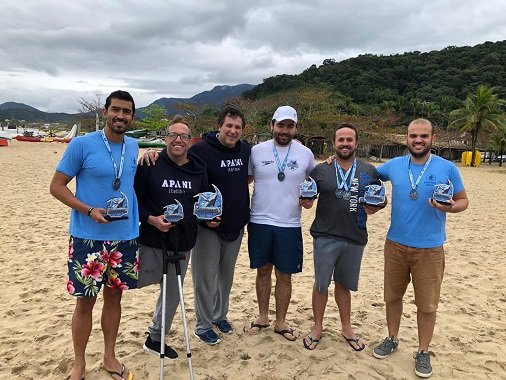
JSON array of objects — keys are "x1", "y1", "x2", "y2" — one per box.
[
  {"x1": 334, "y1": 159, "x2": 357, "y2": 191},
  {"x1": 100, "y1": 128, "x2": 125, "y2": 189},
  {"x1": 272, "y1": 142, "x2": 292, "y2": 174},
  {"x1": 408, "y1": 154, "x2": 432, "y2": 192}
]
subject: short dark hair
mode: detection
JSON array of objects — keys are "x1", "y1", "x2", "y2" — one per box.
[
  {"x1": 333, "y1": 122, "x2": 359, "y2": 142},
  {"x1": 167, "y1": 115, "x2": 191, "y2": 133},
  {"x1": 217, "y1": 106, "x2": 245, "y2": 128},
  {"x1": 105, "y1": 90, "x2": 136, "y2": 115}
]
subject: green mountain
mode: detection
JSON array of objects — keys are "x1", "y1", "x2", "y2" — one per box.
[
  {"x1": 243, "y1": 40, "x2": 506, "y2": 124},
  {"x1": 0, "y1": 84, "x2": 255, "y2": 124},
  {"x1": 139, "y1": 84, "x2": 255, "y2": 115},
  {"x1": 0, "y1": 102, "x2": 77, "y2": 124}
]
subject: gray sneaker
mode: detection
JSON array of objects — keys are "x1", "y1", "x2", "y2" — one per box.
[
  {"x1": 373, "y1": 336, "x2": 399, "y2": 359},
  {"x1": 414, "y1": 351, "x2": 432, "y2": 378}
]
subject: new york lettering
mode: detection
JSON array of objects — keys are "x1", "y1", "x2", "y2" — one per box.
[{"x1": 349, "y1": 178, "x2": 359, "y2": 212}]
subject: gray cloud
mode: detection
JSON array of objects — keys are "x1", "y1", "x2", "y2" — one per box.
[{"x1": 0, "y1": 0, "x2": 505, "y2": 113}]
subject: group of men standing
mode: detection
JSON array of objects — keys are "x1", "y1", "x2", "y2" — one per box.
[{"x1": 51, "y1": 90, "x2": 468, "y2": 380}]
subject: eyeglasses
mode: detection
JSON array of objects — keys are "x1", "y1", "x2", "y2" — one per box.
[{"x1": 166, "y1": 132, "x2": 191, "y2": 141}]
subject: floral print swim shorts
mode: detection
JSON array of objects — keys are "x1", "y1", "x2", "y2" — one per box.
[{"x1": 67, "y1": 236, "x2": 139, "y2": 297}]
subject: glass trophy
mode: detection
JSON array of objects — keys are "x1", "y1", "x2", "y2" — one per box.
[
  {"x1": 105, "y1": 192, "x2": 129, "y2": 221},
  {"x1": 359, "y1": 181, "x2": 386, "y2": 206},
  {"x1": 432, "y1": 179, "x2": 454, "y2": 205},
  {"x1": 163, "y1": 199, "x2": 184, "y2": 223},
  {"x1": 193, "y1": 184, "x2": 223, "y2": 221},
  {"x1": 299, "y1": 177, "x2": 318, "y2": 199}
]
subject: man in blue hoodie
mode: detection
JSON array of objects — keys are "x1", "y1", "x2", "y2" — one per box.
[{"x1": 134, "y1": 115, "x2": 208, "y2": 357}]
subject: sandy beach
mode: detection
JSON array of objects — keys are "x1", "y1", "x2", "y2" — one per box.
[{"x1": 1, "y1": 140, "x2": 505, "y2": 380}]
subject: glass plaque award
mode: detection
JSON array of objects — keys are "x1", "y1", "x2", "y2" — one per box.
[
  {"x1": 105, "y1": 192, "x2": 129, "y2": 221},
  {"x1": 299, "y1": 177, "x2": 317, "y2": 199},
  {"x1": 432, "y1": 179, "x2": 454, "y2": 205},
  {"x1": 163, "y1": 199, "x2": 184, "y2": 223},
  {"x1": 193, "y1": 184, "x2": 223, "y2": 221},
  {"x1": 359, "y1": 181, "x2": 386, "y2": 206}
]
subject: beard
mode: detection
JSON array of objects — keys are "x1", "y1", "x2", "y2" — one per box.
[
  {"x1": 335, "y1": 147, "x2": 355, "y2": 160},
  {"x1": 108, "y1": 117, "x2": 129, "y2": 135},
  {"x1": 408, "y1": 143, "x2": 432, "y2": 158},
  {"x1": 273, "y1": 133, "x2": 293, "y2": 146}
]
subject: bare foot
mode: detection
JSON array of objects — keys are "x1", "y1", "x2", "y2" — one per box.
[{"x1": 68, "y1": 361, "x2": 85, "y2": 380}]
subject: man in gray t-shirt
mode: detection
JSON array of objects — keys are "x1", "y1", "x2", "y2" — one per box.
[{"x1": 302, "y1": 123, "x2": 385, "y2": 351}]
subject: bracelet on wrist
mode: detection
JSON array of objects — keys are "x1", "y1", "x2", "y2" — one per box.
[{"x1": 87, "y1": 206, "x2": 95, "y2": 217}]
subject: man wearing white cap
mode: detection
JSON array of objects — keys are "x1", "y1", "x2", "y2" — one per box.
[{"x1": 244, "y1": 105, "x2": 315, "y2": 341}]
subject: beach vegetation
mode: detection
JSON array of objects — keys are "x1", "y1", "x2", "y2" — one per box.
[
  {"x1": 135, "y1": 104, "x2": 168, "y2": 132},
  {"x1": 488, "y1": 126, "x2": 506, "y2": 167},
  {"x1": 450, "y1": 85, "x2": 506, "y2": 167}
]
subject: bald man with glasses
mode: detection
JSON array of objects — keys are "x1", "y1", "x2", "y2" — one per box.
[{"x1": 134, "y1": 115, "x2": 209, "y2": 358}]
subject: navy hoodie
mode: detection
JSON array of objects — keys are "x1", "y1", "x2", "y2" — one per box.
[
  {"x1": 190, "y1": 132, "x2": 251, "y2": 241},
  {"x1": 134, "y1": 149, "x2": 207, "y2": 251}
]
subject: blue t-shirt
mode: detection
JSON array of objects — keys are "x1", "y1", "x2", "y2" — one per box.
[
  {"x1": 378, "y1": 154, "x2": 464, "y2": 248},
  {"x1": 56, "y1": 131, "x2": 139, "y2": 240}
]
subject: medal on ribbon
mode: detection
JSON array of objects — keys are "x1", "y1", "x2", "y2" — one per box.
[
  {"x1": 273, "y1": 142, "x2": 292, "y2": 182},
  {"x1": 334, "y1": 159, "x2": 356, "y2": 200},
  {"x1": 100, "y1": 128, "x2": 125, "y2": 191},
  {"x1": 408, "y1": 154, "x2": 432, "y2": 201}
]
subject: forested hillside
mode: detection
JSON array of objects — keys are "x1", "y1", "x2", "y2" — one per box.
[{"x1": 243, "y1": 40, "x2": 505, "y2": 127}]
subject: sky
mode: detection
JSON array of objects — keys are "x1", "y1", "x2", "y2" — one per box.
[{"x1": 1, "y1": 0, "x2": 505, "y2": 114}]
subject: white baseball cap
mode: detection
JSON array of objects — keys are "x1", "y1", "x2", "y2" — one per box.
[{"x1": 272, "y1": 105, "x2": 297, "y2": 123}]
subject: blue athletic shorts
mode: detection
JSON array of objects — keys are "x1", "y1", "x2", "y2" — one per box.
[
  {"x1": 247, "y1": 222, "x2": 303, "y2": 274},
  {"x1": 67, "y1": 236, "x2": 139, "y2": 297},
  {"x1": 313, "y1": 236, "x2": 365, "y2": 292}
]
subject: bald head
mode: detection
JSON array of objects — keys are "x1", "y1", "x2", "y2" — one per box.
[{"x1": 408, "y1": 118, "x2": 433, "y2": 136}]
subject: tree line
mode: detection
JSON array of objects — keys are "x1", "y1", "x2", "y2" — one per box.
[{"x1": 78, "y1": 41, "x2": 506, "y2": 166}]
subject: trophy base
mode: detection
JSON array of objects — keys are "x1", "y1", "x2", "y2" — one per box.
[
  {"x1": 197, "y1": 217, "x2": 221, "y2": 222},
  {"x1": 104, "y1": 215, "x2": 129, "y2": 221},
  {"x1": 358, "y1": 198, "x2": 385, "y2": 206},
  {"x1": 299, "y1": 196, "x2": 317, "y2": 200},
  {"x1": 433, "y1": 199, "x2": 452, "y2": 205}
]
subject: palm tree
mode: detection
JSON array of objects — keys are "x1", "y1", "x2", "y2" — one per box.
[
  {"x1": 449, "y1": 85, "x2": 505, "y2": 167},
  {"x1": 410, "y1": 98, "x2": 421, "y2": 118},
  {"x1": 424, "y1": 102, "x2": 436, "y2": 119},
  {"x1": 439, "y1": 95, "x2": 452, "y2": 129},
  {"x1": 489, "y1": 126, "x2": 506, "y2": 167}
]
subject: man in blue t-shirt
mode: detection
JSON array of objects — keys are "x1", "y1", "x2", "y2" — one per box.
[
  {"x1": 372, "y1": 118, "x2": 469, "y2": 379},
  {"x1": 50, "y1": 90, "x2": 138, "y2": 380}
]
